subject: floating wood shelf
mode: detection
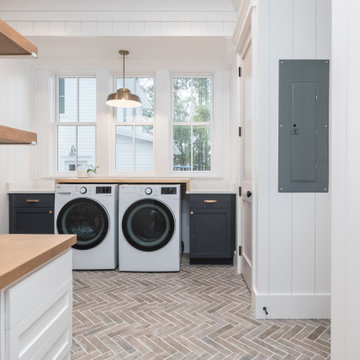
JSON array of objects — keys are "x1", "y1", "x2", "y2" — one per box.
[
  {"x1": 0, "y1": 19, "x2": 38, "y2": 57},
  {"x1": 0, "y1": 125, "x2": 37, "y2": 145}
]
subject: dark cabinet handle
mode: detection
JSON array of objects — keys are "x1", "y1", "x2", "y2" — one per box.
[{"x1": 246, "y1": 191, "x2": 252, "y2": 198}]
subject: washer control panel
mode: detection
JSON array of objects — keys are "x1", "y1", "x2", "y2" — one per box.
[{"x1": 144, "y1": 187, "x2": 153, "y2": 195}]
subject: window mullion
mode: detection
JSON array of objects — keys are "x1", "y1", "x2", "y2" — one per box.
[
  {"x1": 75, "y1": 124, "x2": 78, "y2": 170},
  {"x1": 76, "y1": 77, "x2": 79, "y2": 170},
  {"x1": 77, "y1": 77, "x2": 80, "y2": 123},
  {"x1": 190, "y1": 125, "x2": 193, "y2": 171},
  {"x1": 132, "y1": 125, "x2": 136, "y2": 171},
  {"x1": 132, "y1": 78, "x2": 136, "y2": 122},
  {"x1": 190, "y1": 78, "x2": 194, "y2": 171}
]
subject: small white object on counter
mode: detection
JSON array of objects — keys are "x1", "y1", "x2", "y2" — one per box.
[{"x1": 77, "y1": 170, "x2": 88, "y2": 178}]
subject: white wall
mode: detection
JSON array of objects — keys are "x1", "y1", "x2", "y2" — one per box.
[
  {"x1": 331, "y1": 0, "x2": 360, "y2": 358},
  {"x1": 0, "y1": 60, "x2": 37, "y2": 232},
  {"x1": 254, "y1": 0, "x2": 331, "y2": 318}
]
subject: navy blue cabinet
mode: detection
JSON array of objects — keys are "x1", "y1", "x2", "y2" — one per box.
[
  {"x1": 9, "y1": 193, "x2": 55, "y2": 234},
  {"x1": 189, "y1": 194, "x2": 236, "y2": 264}
]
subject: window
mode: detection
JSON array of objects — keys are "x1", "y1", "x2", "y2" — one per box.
[
  {"x1": 56, "y1": 77, "x2": 96, "y2": 172},
  {"x1": 172, "y1": 77, "x2": 212, "y2": 172},
  {"x1": 115, "y1": 77, "x2": 154, "y2": 172}
]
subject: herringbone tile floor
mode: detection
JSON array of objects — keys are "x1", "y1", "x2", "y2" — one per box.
[{"x1": 72, "y1": 257, "x2": 330, "y2": 360}]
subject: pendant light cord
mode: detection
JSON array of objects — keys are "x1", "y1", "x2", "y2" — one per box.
[{"x1": 122, "y1": 52, "x2": 125, "y2": 89}]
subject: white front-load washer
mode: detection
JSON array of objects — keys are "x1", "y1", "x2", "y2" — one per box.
[
  {"x1": 55, "y1": 184, "x2": 118, "y2": 270},
  {"x1": 119, "y1": 184, "x2": 181, "y2": 272}
]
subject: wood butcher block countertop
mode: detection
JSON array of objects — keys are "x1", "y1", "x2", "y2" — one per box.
[
  {"x1": 0, "y1": 234, "x2": 76, "y2": 289},
  {"x1": 56, "y1": 177, "x2": 191, "y2": 191}
]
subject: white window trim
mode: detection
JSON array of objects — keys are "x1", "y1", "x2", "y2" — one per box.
[
  {"x1": 110, "y1": 74, "x2": 156, "y2": 175},
  {"x1": 170, "y1": 73, "x2": 215, "y2": 177},
  {"x1": 54, "y1": 75, "x2": 97, "y2": 175}
]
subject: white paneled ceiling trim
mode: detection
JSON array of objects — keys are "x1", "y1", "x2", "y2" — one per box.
[{"x1": 0, "y1": 0, "x2": 239, "y2": 37}]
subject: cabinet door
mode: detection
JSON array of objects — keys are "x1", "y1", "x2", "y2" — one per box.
[
  {"x1": 11, "y1": 208, "x2": 54, "y2": 234},
  {"x1": 190, "y1": 208, "x2": 231, "y2": 258},
  {"x1": 5, "y1": 250, "x2": 72, "y2": 360}
]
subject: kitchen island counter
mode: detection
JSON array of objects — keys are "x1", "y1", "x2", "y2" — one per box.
[
  {"x1": 0, "y1": 234, "x2": 76, "y2": 289},
  {"x1": 0, "y1": 234, "x2": 76, "y2": 360}
]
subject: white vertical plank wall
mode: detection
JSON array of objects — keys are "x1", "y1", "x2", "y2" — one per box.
[
  {"x1": 291, "y1": 0, "x2": 316, "y2": 296},
  {"x1": 0, "y1": 60, "x2": 37, "y2": 233},
  {"x1": 255, "y1": 0, "x2": 270, "y2": 293},
  {"x1": 36, "y1": 69, "x2": 55, "y2": 178},
  {"x1": 255, "y1": 0, "x2": 331, "y2": 318},
  {"x1": 314, "y1": 0, "x2": 331, "y2": 297},
  {"x1": 331, "y1": 0, "x2": 360, "y2": 357},
  {"x1": 268, "y1": 0, "x2": 293, "y2": 296}
]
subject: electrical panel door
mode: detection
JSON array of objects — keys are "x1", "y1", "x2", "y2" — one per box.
[{"x1": 278, "y1": 60, "x2": 329, "y2": 192}]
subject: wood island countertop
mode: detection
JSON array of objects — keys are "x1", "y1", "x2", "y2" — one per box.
[
  {"x1": 0, "y1": 234, "x2": 76, "y2": 289},
  {"x1": 55, "y1": 177, "x2": 191, "y2": 191}
]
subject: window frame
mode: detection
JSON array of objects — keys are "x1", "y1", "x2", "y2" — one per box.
[
  {"x1": 170, "y1": 74, "x2": 214, "y2": 175},
  {"x1": 55, "y1": 75, "x2": 97, "y2": 175},
  {"x1": 111, "y1": 74, "x2": 156, "y2": 175}
]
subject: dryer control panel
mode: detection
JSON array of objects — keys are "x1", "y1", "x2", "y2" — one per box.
[
  {"x1": 96, "y1": 186, "x2": 112, "y2": 194},
  {"x1": 119, "y1": 184, "x2": 180, "y2": 200},
  {"x1": 161, "y1": 187, "x2": 177, "y2": 195}
]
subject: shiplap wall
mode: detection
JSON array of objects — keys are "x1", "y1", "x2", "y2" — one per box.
[
  {"x1": 0, "y1": 60, "x2": 37, "y2": 232},
  {"x1": 255, "y1": 0, "x2": 331, "y2": 318},
  {"x1": 331, "y1": 0, "x2": 360, "y2": 357}
]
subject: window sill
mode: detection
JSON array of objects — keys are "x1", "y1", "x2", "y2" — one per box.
[
  {"x1": 50, "y1": 172, "x2": 224, "y2": 181},
  {"x1": 170, "y1": 171, "x2": 223, "y2": 180}
]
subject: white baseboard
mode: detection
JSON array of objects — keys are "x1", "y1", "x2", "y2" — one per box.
[{"x1": 254, "y1": 291, "x2": 331, "y2": 319}]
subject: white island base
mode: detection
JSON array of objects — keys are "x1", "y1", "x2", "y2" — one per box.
[{"x1": 0, "y1": 250, "x2": 72, "y2": 360}]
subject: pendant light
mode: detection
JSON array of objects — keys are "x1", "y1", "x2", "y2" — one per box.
[{"x1": 106, "y1": 50, "x2": 142, "y2": 108}]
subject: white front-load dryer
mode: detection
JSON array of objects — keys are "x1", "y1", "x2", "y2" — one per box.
[
  {"x1": 119, "y1": 184, "x2": 181, "y2": 272},
  {"x1": 55, "y1": 184, "x2": 118, "y2": 270}
]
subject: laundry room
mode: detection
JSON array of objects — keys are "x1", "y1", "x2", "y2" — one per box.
[{"x1": 1, "y1": 0, "x2": 355, "y2": 358}]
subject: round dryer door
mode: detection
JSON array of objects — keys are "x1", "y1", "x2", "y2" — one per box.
[
  {"x1": 57, "y1": 198, "x2": 109, "y2": 250},
  {"x1": 122, "y1": 199, "x2": 175, "y2": 252}
]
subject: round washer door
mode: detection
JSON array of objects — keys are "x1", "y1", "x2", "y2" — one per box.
[
  {"x1": 122, "y1": 199, "x2": 175, "y2": 252},
  {"x1": 57, "y1": 198, "x2": 109, "y2": 250}
]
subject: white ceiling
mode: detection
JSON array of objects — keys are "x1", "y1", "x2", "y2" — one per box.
[
  {"x1": 0, "y1": 1, "x2": 239, "y2": 68},
  {"x1": 30, "y1": 36, "x2": 235, "y2": 69},
  {"x1": 0, "y1": 0, "x2": 239, "y2": 12}
]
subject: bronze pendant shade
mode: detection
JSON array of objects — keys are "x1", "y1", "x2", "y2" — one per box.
[{"x1": 106, "y1": 50, "x2": 142, "y2": 108}]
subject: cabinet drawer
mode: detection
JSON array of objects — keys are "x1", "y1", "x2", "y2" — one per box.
[
  {"x1": 189, "y1": 194, "x2": 234, "y2": 209},
  {"x1": 9, "y1": 193, "x2": 54, "y2": 208},
  {"x1": 4, "y1": 250, "x2": 72, "y2": 330}
]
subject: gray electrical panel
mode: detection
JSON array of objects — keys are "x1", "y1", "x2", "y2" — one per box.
[{"x1": 278, "y1": 60, "x2": 329, "y2": 193}]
